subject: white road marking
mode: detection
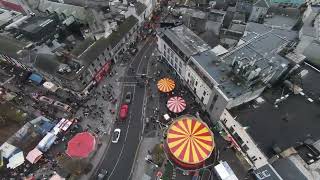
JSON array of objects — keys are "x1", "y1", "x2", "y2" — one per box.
[
  {"x1": 107, "y1": 86, "x2": 136, "y2": 180},
  {"x1": 128, "y1": 38, "x2": 151, "y2": 67},
  {"x1": 137, "y1": 43, "x2": 154, "y2": 74}
]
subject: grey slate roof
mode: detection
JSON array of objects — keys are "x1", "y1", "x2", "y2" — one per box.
[
  {"x1": 0, "y1": 35, "x2": 26, "y2": 60},
  {"x1": 161, "y1": 25, "x2": 210, "y2": 58},
  {"x1": 71, "y1": 37, "x2": 95, "y2": 57},
  {"x1": 34, "y1": 53, "x2": 60, "y2": 75},
  {"x1": 135, "y1": 1, "x2": 147, "y2": 16},
  {"x1": 79, "y1": 15, "x2": 138, "y2": 63},
  {"x1": 254, "y1": 0, "x2": 271, "y2": 8}
]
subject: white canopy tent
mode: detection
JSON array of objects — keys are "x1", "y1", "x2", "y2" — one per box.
[{"x1": 7, "y1": 151, "x2": 25, "y2": 169}]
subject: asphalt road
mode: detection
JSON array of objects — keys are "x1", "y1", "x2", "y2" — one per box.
[{"x1": 93, "y1": 38, "x2": 157, "y2": 180}]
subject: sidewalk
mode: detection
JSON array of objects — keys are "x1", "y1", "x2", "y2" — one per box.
[
  {"x1": 131, "y1": 136, "x2": 161, "y2": 180},
  {"x1": 77, "y1": 63, "x2": 127, "y2": 180}
]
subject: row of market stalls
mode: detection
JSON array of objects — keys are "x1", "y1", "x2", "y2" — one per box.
[
  {"x1": 0, "y1": 114, "x2": 97, "y2": 179},
  {"x1": 0, "y1": 117, "x2": 72, "y2": 169},
  {"x1": 156, "y1": 77, "x2": 215, "y2": 171}
]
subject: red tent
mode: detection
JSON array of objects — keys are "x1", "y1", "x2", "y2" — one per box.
[{"x1": 66, "y1": 132, "x2": 96, "y2": 158}]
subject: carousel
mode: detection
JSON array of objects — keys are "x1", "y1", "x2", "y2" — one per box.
[{"x1": 164, "y1": 115, "x2": 215, "y2": 170}]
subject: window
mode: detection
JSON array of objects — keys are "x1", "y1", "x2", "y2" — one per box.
[
  {"x1": 188, "y1": 73, "x2": 190, "y2": 77},
  {"x1": 175, "y1": 56, "x2": 178, "y2": 62},
  {"x1": 179, "y1": 61, "x2": 182, "y2": 67},
  {"x1": 164, "y1": 44, "x2": 166, "y2": 50},
  {"x1": 233, "y1": 133, "x2": 244, "y2": 145},
  {"x1": 229, "y1": 127, "x2": 235, "y2": 133},
  {"x1": 178, "y1": 68, "x2": 181, "y2": 74},
  {"x1": 195, "y1": 81, "x2": 198, "y2": 86},
  {"x1": 242, "y1": 144, "x2": 249, "y2": 152},
  {"x1": 203, "y1": 91, "x2": 206, "y2": 96},
  {"x1": 201, "y1": 97, "x2": 204, "y2": 103},
  {"x1": 209, "y1": 103, "x2": 214, "y2": 111},
  {"x1": 223, "y1": 118, "x2": 227, "y2": 124},
  {"x1": 211, "y1": 94, "x2": 218, "y2": 110}
]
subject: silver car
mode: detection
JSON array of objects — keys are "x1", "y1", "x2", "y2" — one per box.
[{"x1": 125, "y1": 92, "x2": 132, "y2": 104}]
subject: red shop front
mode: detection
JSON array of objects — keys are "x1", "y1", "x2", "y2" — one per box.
[{"x1": 94, "y1": 61, "x2": 112, "y2": 83}]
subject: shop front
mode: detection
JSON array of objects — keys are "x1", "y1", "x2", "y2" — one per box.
[{"x1": 94, "y1": 61, "x2": 112, "y2": 83}]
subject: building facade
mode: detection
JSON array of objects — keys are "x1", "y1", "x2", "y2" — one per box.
[
  {"x1": 0, "y1": 15, "x2": 139, "y2": 97},
  {"x1": 157, "y1": 25, "x2": 210, "y2": 80},
  {"x1": 157, "y1": 23, "x2": 297, "y2": 121}
]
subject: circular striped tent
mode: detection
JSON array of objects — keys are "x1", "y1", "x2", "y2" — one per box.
[
  {"x1": 165, "y1": 116, "x2": 214, "y2": 170},
  {"x1": 157, "y1": 78, "x2": 175, "y2": 93},
  {"x1": 167, "y1": 96, "x2": 186, "y2": 113}
]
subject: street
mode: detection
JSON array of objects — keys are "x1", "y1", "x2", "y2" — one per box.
[{"x1": 92, "y1": 37, "x2": 157, "y2": 180}]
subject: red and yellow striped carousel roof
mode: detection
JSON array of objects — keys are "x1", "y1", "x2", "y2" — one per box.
[{"x1": 166, "y1": 116, "x2": 214, "y2": 165}]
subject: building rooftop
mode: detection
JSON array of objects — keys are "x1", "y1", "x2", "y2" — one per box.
[
  {"x1": 135, "y1": 1, "x2": 147, "y2": 16},
  {"x1": 254, "y1": 0, "x2": 271, "y2": 8},
  {"x1": 230, "y1": 65, "x2": 320, "y2": 157},
  {"x1": 0, "y1": 8, "x2": 23, "y2": 28},
  {"x1": 0, "y1": 35, "x2": 26, "y2": 60},
  {"x1": 79, "y1": 15, "x2": 138, "y2": 63},
  {"x1": 264, "y1": 7, "x2": 300, "y2": 30},
  {"x1": 71, "y1": 37, "x2": 95, "y2": 57},
  {"x1": 208, "y1": 10, "x2": 225, "y2": 23},
  {"x1": 191, "y1": 50, "x2": 259, "y2": 99},
  {"x1": 223, "y1": 23, "x2": 297, "y2": 83},
  {"x1": 161, "y1": 25, "x2": 210, "y2": 58},
  {"x1": 303, "y1": 40, "x2": 320, "y2": 67}
]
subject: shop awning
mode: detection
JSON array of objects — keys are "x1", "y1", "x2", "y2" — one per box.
[{"x1": 26, "y1": 148, "x2": 43, "y2": 164}]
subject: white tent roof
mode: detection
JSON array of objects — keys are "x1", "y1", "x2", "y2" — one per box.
[
  {"x1": 43, "y1": 82, "x2": 58, "y2": 92},
  {"x1": 50, "y1": 173, "x2": 65, "y2": 180},
  {"x1": 211, "y1": 45, "x2": 228, "y2": 56},
  {"x1": 7, "y1": 151, "x2": 24, "y2": 169},
  {"x1": 0, "y1": 142, "x2": 17, "y2": 159}
]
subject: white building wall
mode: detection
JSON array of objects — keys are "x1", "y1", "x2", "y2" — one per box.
[
  {"x1": 138, "y1": 0, "x2": 155, "y2": 19},
  {"x1": 157, "y1": 37, "x2": 187, "y2": 79},
  {"x1": 220, "y1": 109, "x2": 269, "y2": 169},
  {"x1": 185, "y1": 65, "x2": 212, "y2": 105}
]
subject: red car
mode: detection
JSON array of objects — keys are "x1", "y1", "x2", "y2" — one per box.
[{"x1": 119, "y1": 104, "x2": 129, "y2": 120}]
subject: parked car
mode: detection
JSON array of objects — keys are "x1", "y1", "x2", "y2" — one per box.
[
  {"x1": 112, "y1": 128, "x2": 121, "y2": 143},
  {"x1": 97, "y1": 169, "x2": 108, "y2": 179},
  {"x1": 125, "y1": 91, "x2": 132, "y2": 104}
]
